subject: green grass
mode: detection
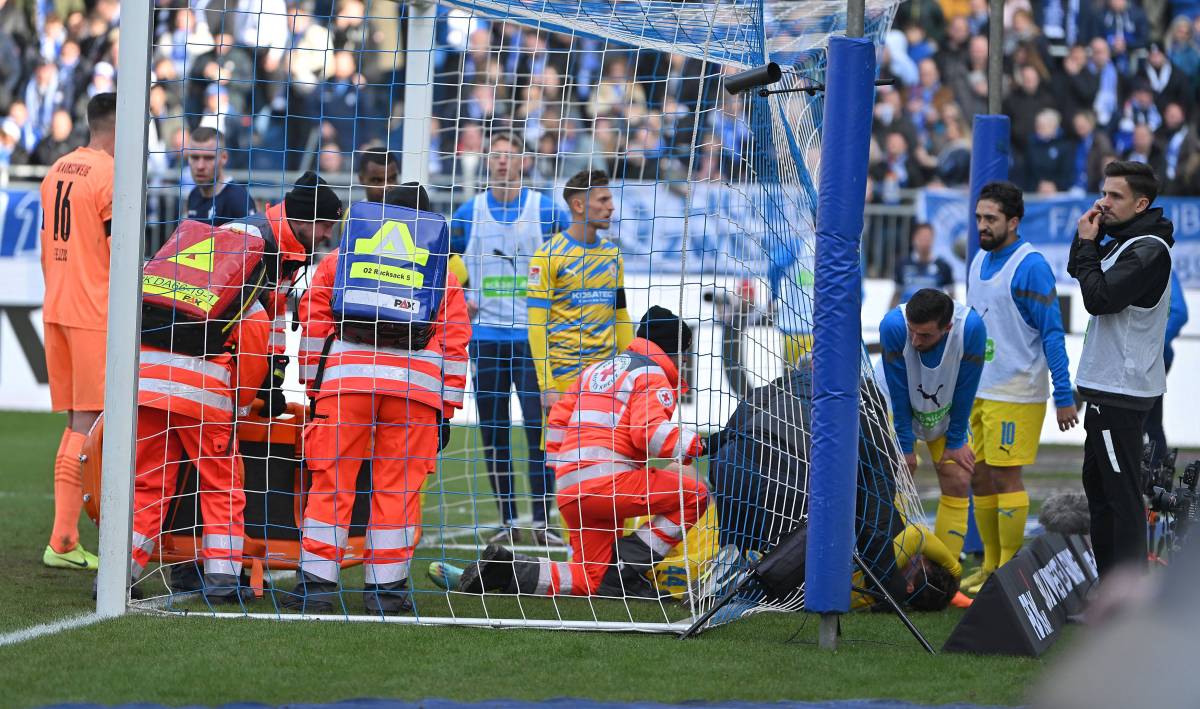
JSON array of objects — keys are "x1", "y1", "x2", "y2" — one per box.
[{"x1": 0, "y1": 411, "x2": 1063, "y2": 707}]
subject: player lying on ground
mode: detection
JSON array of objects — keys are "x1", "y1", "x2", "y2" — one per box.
[
  {"x1": 285, "y1": 183, "x2": 470, "y2": 614},
  {"x1": 708, "y1": 367, "x2": 962, "y2": 612},
  {"x1": 430, "y1": 307, "x2": 706, "y2": 599}
]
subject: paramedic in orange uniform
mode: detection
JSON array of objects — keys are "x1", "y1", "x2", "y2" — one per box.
[
  {"x1": 456, "y1": 307, "x2": 707, "y2": 598},
  {"x1": 38, "y1": 93, "x2": 116, "y2": 571},
  {"x1": 131, "y1": 296, "x2": 270, "y2": 603},
  {"x1": 284, "y1": 184, "x2": 471, "y2": 614},
  {"x1": 220, "y1": 170, "x2": 344, "y2": 416}
]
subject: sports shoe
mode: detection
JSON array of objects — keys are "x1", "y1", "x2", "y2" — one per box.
[
  {"x1": 427, "y1": 561, "x2": 465, "y2": 591},
  {"x1": 364, "y1": 580, "x2": 414, "y2": 615},
  {"x1": 963, "y1": 567, "x2": 994, "y2": 596},
  {"x1": 950, "y1": 591, "x2": 974, "y2": 609},
  {"x1": 202, "y1": 573, "x2": 255, "y2": 606},
  {"x1": 531, "y1": 527, "x2": 565, "y2": 547},
  {"x1": 43, "y1": 544, "x2": 98, "y2": 571},
  {"x1": 458, "y1": 544, "x2": 515, "y2": 593},
  {"x1": 280, "y1": 572, "x2": 339, "y2": 613},
  {"x1": 485, "y1": 526, "x2": 522, "y2": 546}
]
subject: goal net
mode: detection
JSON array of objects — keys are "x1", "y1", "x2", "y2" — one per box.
[{"x1": 96, "y1": 0, "x2": 935, "y2": 634}]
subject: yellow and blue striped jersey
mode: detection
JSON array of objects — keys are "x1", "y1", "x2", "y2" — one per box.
[{"x1": 527, "y1": 231, "x2": 631, "y2": 391}]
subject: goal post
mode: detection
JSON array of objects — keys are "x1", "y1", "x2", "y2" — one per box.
[
  {"x1": 96, "y1": 0, "x2": 154, "y2": 618},
  {"x1": 85, "y1": 0, "x2": 936, "y2": 636}
]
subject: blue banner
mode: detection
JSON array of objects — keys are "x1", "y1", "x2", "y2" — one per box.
[
  {"x1": 919, "y1": 188, "x2": 1200, "y2": 289},
  {"x1": 0, "y1": 189, "x2": 41, "y2": 258}
]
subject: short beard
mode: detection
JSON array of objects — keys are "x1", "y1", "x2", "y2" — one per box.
[{"x1": 979, "y1": 230, "x2": 1007, "y2": 252}]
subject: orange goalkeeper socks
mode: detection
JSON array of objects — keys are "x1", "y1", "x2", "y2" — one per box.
[{"x1": 50, "y1": 429, "x2": 86, "y2": 554}]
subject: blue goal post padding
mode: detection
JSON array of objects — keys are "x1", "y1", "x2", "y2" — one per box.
[
  {"x1": 805, "y1": 35, "x2": 876, "y2": 615},
  {"x1": 966, "y1": 115, "x2": 1012, "y2": 276}
]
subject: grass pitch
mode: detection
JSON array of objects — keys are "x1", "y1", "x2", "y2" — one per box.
[{"x1": 0, "y1": 411, "x2": 1067, "y2": 707}]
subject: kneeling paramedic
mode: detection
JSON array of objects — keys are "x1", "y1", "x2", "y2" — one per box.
[
  {"x1": 445, "y1": 307, "x2": 707, "y2": 599},
  {"x1": 133, "y1": 220, "x2": 272, "y2": 603},
  {"x1": 285, "y1": 184, "x2": 470, "y2": 614}
]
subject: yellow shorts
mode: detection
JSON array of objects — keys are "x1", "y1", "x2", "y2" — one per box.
[
  {"x1": 970, "y1": 398, "x2": 1046, "y2": 467},
  {"x1": 923, "y1": 432, "x2": 974, "y2": 468},
  {"x1": 782, "y1": 333, "x2": 813, "y2": 366},
  {"x1": 44, "y1": 323, "x2": 107, "y2": 412}
]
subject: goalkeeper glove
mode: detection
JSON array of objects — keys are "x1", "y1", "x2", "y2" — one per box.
[{"x1": 259, "y1": 355, "x2": 290, "y2": 418}]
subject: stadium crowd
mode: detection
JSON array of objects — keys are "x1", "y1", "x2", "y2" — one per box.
[{"x1": 4, "y1": 0, "x2": 1200, "y2": 198}]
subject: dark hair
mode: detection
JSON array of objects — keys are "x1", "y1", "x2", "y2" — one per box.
[
  {"x1": 188, "y1": 126, "x2": 224, "y2": 146},
  {"x1": 357, "y1": 147, "x2": 398, "y2": 176},
  {"x1": 1104, "y1": 160, "x2": 1159, "y2": 204},
  {"x1": 383, "y1": 181, "x2": 432, "y2": 212},
  {"x1": 489, "y1": 131, "x2": 524, "y2": 153},
  {"x1": 905, "y1": 288, "x2": 954, "y2": 328},
  {"x1": 86, "y1": 92, "x2": 117, "y2": 130},
  {"x1": 562, "y1": 169, "x2": 610, "y2": 210},
  {"x1": 977, "y1": 181, "x2": 1025, "y2": 220},
  {"x1": 907, "y1": 558, "x2": 960, "y2": 612}
]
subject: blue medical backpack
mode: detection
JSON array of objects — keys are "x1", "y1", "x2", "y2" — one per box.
[{"x1": 332, "y1": 201, "x2": 450, "y2": 349}]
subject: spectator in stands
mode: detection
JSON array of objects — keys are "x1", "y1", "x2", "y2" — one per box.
[
  {"x1": 318, "y1": 144, "x2": 344, "y2": 173},
  {"x1": 1072, "y1": 109, "x2": 1117, "y2": 192},
  {"x1": 0, "y1": 117, "x2": 27, "y2": 168},
  {"x1": 934, "y1": 103, "x2": 972, "y2": 187},
  {"x1": 872, "y1": 84, "x2": 918, "y2": 149},
  {"x1": 7, "y1": 101, "x2": 36, "y2": 154},
  {"x1": 156, "y1": 9, "x2": 212, "y2": 81},
  {"x1": 1165, "y1": 16, "x2": 1200, "y2": 79},
  {"x1": 186, "y1": 33, "x2": 251, "y2": 123},
  {"x1": 355, "y1": 147, "x2": 399, "y2": 203},
  {"x1": 1054, "y1": 44, "x2": 1100, "y2": 128},
  {"x1": 965, "y1": 0, "x2": 990, "y2": 35},
  {"x1": 908, "y1": 59, "x2": 954, "y2": 149},
  {"x1": 1024, "y1": 108, "x2": 1075, "y2": 193},
  {"x1": 871, "y1": 131, "x2": 927, "y2": 203},
  {"x1": 1115, "y1": 82, "x2": 1165, "y2": 153},
  {"x1": 55, "y1": 41, "x2": 85, "y2": 113},
  {"x1": 891, "y1": 222, "x2": 954, "y2": 309},
  {"x1": 1125, "y1": 124, "x2": 1168, "y2": 176},
  {"x1": 148, "y1": 83, "x2": 185, "y2": 163},
  {"x1": 882, "y1": 30, "x2": 919, "y2": 87},
  {"x1": 950, "y1": 34, "x2": 990, "y2": 118},
  {"x1": 1089, "y1": 38, "x2": 1121, "y2": 131},
  {"x1": 23, "y1": 61, "x2": 63, "y2": 149},
  {"x1": 937, "y1": 17, "x2": 972, "y2": 88},
  {"x1": 1088, "y1": 0, "x2": 1150, "y2": 71},
  {"x1": 894, "y1": 0, "x2": 947, "y2": 46},
  {"x1": 1157, "y1": 101, "x2": 1200, "y2": 193},
  {"x1": 183, "y1": 127, "x2": 255, "y2": 226},
  {"x1": 1004, "y1": 66, "x2": 1056, "y2": 150},
  {"x1": 1033, "y1": 0, "x2": 1094, "y2": 49},
  {"x1": 77, "y1": 61, "x2": 115, "y2": 123},
  {"x1": 1138, "y1": 42, "x2": 1194, "y2": 113},
  {"x1": 588, "y1": 56, "x2": 647, "y2": 119},
  {"x1": 31, "y1": 109, "x2": 80, "y2": 166}
]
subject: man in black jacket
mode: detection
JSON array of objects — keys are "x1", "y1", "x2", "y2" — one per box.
[{"x1": 1067, "y1": 160, "x2": 1174, "y2": 577}]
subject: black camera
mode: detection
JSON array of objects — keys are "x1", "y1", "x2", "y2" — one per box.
[{"x1": 1143, "y1": 444, "x2": 1200, "y2": 551}]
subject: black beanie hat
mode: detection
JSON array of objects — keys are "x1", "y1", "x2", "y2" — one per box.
[
  {"x1": 285, "y1": 170, "x2": 343, "y2": 222},
  {"x1": 636, "y1": 306, "x2": 692, "y2": 355},
  {"x1": 383, "y1": 182, "x2": 433, "y2": 212}
]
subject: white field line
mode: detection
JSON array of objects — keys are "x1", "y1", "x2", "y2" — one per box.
[{"x1": 0, "y1": 613, "x2": 106, "y2": 647}]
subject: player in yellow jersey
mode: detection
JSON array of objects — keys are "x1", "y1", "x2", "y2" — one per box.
[{"x1": 526, "y1": 170, "x2": 634, "y2": 412}]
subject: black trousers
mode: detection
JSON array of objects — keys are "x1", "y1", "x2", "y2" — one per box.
[{"x1": 1082, "y1": 401, "x2": 1149, "y2": 577}]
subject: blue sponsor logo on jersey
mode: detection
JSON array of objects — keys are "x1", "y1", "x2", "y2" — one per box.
[{"x1": 570, "y1": 288, "x2": 616, "y2": 307}]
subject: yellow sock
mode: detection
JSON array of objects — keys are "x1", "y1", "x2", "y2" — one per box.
[
  {"x1": 934, "y1": 495, "x2": 970, "y2": 560},
  {"x1": 997, "y1": 491, "x2": 1029, "y2": 566},
  {"x1": 973, "y1": 494, "x2": 1000, "y2": 572}
]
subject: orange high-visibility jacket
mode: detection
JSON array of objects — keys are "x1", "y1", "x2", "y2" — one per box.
[
  {"x1": 296, "y1": 249, "x2": 470, "y2": 417},
  {"x1": 137, "y1": 302, "x2": 272, "y2": 423},
  {"x1": 546, "y1": 337, "x2": 704, "y2": 492}
]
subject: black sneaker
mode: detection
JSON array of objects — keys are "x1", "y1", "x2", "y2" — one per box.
[
  {"x1": 280, "y1": 573, "x2": 339, "y2": 613},
  {"x1": 364, "y1": 580, "x2": 414, "y2": 615},
  {"x1": 458, "y1": 544, "x2": 515, "y2": 593},
  {"x1": 168, "y1": 562, "x2": 203, "y2": 594},
  {"x1": 201, "y1": 573, "x2": 255, "y2": 606}
]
